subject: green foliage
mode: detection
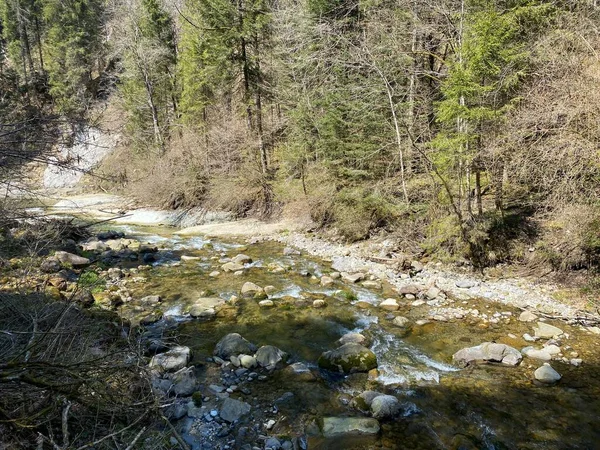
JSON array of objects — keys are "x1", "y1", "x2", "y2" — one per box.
[
  {"x1": 332, "y1": 187, "x2": 400, "y2": 241},
  {"x1": 43, "y1": 0, "x2": 104, "y2": 115},
  {"x1": 78, "y1": 270, "x2": 106, "y2": 293}
]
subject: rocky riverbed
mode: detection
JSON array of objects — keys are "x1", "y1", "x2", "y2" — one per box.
[{"x1": 5, "y1": 215, "x2": 600, "y2": 449}]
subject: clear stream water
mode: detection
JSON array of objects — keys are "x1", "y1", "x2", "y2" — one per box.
[{"x1": 97, "y1": 224, "x2": 600, "y2": 450}]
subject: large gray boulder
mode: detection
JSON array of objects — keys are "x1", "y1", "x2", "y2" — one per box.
[
  {"x1": 318, "y1": 343, "x2": 377, "y2": 374},
  {"x1": 220, "y1": 397, "x2": 251, "y2": 422},
  {"x1": 370, "y1": 395, "x2": 401, "y2": 420},
  {"x1": 54, "y1": 251, "x2": 90, "y2": 267},
  {"x1": 452, "y1": 342, "x2": 522, "y2": 367},
  {"x1": 170, "y1": 367, "x2": 197, "y2": 396},
  {"x1": 255, "y1": 345, "x2": 287, "y2": 368},
  {"x1": 322, "y1": 417, "x2": 380, "y2": 438},
  {"x1": 150, "y1": 346, "x2": 191, "y2": 372},
  {"x1": 214, "y1": 333, "x2": 257, "y2": 359}
]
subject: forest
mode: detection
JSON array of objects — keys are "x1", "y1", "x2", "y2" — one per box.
[
  {"x1": 1, "y1": 0, "x2": 600, "y2": 272},
  {"x1": 1, "y1": 1, "x2": 600, "y2": 449}
]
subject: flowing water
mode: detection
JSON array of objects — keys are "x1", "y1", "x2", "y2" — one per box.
[{"x1": 96, "y1": 224, "x2": 600, "y2": 450}]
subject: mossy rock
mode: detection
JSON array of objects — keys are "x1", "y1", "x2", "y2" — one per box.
[{"x1": 318, "y1": 343, "x2": 378, "y2": 374}]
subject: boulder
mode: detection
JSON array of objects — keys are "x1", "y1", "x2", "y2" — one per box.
[
  {"x1": 336, "y1": 333, "x2": 369, "y2": 347},
  {"x1": 241, "y1": 282, "x2": 266, "y2": 299},
  {"x1": 239, "y1": 354, "x2": 257, "y2": 369},
  {"x1": 321, "y1": 276, "x2": 334, "y2": 287},
  {"x1": 321, "y1": 417, "x2": 380, "y2": 438},
  {"x1": 214, "y1": 333, "x2": 257, "y2": 359},
  {"x1": 72, "y1": 289, "x2": 95, "y2": 308},
  {"x1": 222, "y1": 262, "x2": 245, "y2": 272},
  {"x1": 392, "y1": 316, "x2": 410, "y2": 328},
  {"x1": 379, "y1": 299, "x2": 400, "y2": 311},
  {"x1": 41, "y1": 257, "x2": 62, "y2": 273},
  {"x1": 518, "y1": 311, "x2": 538, "y2": 322},
  {"x1": 342, "y1": 273, "x2": 365, "y2": 284},
  {"x1": 533, "y1": 322, "x2": 563, "y2": 339},
  {"x1": 534, "y1": 364, "x2": 561, "y2": 384},
  {"x1": 312, "y1": 299, "x2": 326, "y2": 308},
  {"x1": 150, "y1": 346, "x2": 191, "y2": 372},
  {"x1": 398, "y1": 284, "x2": 420, "y2": 296},
  {"x1": 54, "y1": 251, "x2": 90, "y2": 268},
  {"x1": 318, "y1": 343, "x2": 378, "y2": 374},
  {"x1": 220, "y1": 397, "x2": 251, "y2": 423},
  {"x1": 170, "y1": 367, "x2": 197, "y2": 396},
  {"x1": 233, "y1": 254, "x2": 252, "y2": 264},
  {"x1": 521, "y1": 347, "x2": 552, "y2": 361},
  {"x1": 189, "y1": 297, "x2": 224, "y2": 316},
  {"x1": 255, "y1": 345, "x2": 288, "y2": 368},
  {"x1": 452, "y1": 342, "x2": 522, "y2": 367},
  {"x1": 370, "y1": 395, "x2": 401, "y2": 420},
  {"x1": 141, "y1": 295, "x2": 161, "y2": 305},
  {"x1": 283, "y1": 362, "x2": 316, "y2": 382}
]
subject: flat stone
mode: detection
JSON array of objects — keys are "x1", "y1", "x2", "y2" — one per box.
[
  {"x1": 453, "y1": 342, "x2": 522, "y2": 367},
  {"x1": 519, "y1": 311, "x2": 538, "y2": 322},
  {"x1": 54, "y1": 251, "x2": 90, "y2": 267},
  {"x1": 322, "y1": 417, "x2": 380, "y2": 438},
  {"x1": 259, "y1": 300, "x2": 275, "y2": 308},
  {"x1": 533, "y1": 322, "x2": 563, "y2": 339},
  {"x1": 342, "y1": 272, "x2": 365, "y2": 283},
  {"x1": 284, "y1": 362, "x2": 316, "y2": 382},
  {"x1": 455, "y1": 280, "x2": 476, "y2": 289},
  {"x1": 219, "y1": 397, "x2": 251, "y2": 423},
  {"x1": 150, "y1": 346, "x2": 191, "y2": 372},
  {"x1": 222, "y1": 262, "x2": 245, "y2": 272},
  {"x1": 379, "y1": 298, "x2": 399, "y2": 311},
  {"x1": 521, "y1": 347, "x2": 552, "y2": 361},
  {"x1": 233, "y1": 254, "x2": 252, "y2": 264},
  {"x1": 321, "y1": 276, "x2": 335, "y2": 287}
]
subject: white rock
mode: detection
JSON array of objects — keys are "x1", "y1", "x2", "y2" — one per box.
[
  {"x1": 534, "y1": 364, "x2": 561, "y2": 383},
  {"x1": 379, "y1": 298, "x2": 399, "y2": 311}
]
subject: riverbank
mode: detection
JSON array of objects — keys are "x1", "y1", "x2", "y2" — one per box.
[{"x1": 40, "y1": 192, "x2": 599, "y2": 323}]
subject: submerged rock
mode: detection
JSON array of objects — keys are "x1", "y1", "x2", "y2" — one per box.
[
  {"x1": 283, "y1": 362, "x2": 316, "y2": 382},
  {"x1": 150, "y1": 346, "x2": 191, "y2": 372},
  {"x1": 214, "y1": 333, "x2": 257, "y2": 359},
  {"x1": 321, "y1": 417, "x2": 380, "y2": 438},
  {"x1": 392, "y1": 316, "x2": 410, "y2": 328},
  {"x1": 318, "y1": 343, "x2": 378, "y2": 374},
  {"x1": 370, "y1": 395, "x2": 401, "y2": 420},
  {"x1": 452, "y1": 342, "x2": 522, "y2": 367},
  {"x1": 255, "y1": 345, "x2": 287, "y2": 368}
]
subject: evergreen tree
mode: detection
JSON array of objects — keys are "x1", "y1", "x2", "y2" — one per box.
[{"x1": 43, "y1": 0, "x2": 105, "y2": 116}]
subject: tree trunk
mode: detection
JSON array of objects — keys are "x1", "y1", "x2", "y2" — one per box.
[{"x1": 475, "y1": 168, "x2": 483, "y2": 215}]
